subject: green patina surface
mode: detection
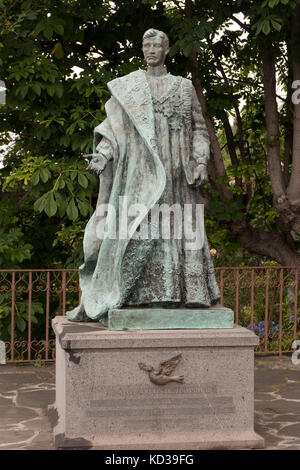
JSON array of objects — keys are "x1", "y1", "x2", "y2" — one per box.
[
  {"x1": 108, "y1": 307, "x2": 234, "y2": 330},
  {"x1": 66, "y1": 31, "x2": 222, "y2": 325}
]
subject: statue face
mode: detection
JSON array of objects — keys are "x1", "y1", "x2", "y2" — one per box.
[{"x1": 142, "y1": 36, "x2": 167, "y2": 67}]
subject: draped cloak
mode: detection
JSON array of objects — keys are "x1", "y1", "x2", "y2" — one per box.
[{"x1": 66, "y1": 69, "x2": 220, "y2": 323}]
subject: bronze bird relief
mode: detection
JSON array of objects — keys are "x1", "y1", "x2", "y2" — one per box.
[{"x1": 138, "y1": 354, "x2": 184, "y2": 385}]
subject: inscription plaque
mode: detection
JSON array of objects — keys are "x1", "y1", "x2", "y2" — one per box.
[{"x1": 85, "y1": 384, "x2": 235, "y2": 434}]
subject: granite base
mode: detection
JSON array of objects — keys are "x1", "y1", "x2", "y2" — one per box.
[{"x1": 52, "y1": 315, "x2": 264, "y2": 450}]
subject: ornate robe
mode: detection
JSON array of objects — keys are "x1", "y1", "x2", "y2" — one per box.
[{"x1": 67, "y1": 69, "x2": 220, "y2": 323}]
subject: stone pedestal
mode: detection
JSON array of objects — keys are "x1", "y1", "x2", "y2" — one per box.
[{"x1": 52, "y1": 315, "x2": 264, "y2": 449}]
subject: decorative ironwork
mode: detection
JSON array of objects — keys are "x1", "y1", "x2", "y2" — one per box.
[{"x1": 0, "y1": 267, "x2": 299, "y2": 362}]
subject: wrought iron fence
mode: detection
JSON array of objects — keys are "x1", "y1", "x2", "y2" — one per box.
[{"x1": 0, "y1": 267, "x2": 299, "y2": 362}]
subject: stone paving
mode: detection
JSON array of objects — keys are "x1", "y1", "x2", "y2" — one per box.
[
  {"x1": 0, "y1": 363, "x2": 55, "y2": 450},
  {"x1": 254, "y1": 356, "x2": 300, "y2": 450},
  {"x1": 0, "y1": 356, "x2": 299, "y2": 450}
]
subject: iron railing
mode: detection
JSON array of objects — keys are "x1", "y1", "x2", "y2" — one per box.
[{"x1": 0, "y1": 266, "x2": 299, "y2": 362}]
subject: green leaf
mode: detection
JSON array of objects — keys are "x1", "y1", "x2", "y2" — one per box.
[
  {"x1": 269, "y1": 0, "x2": 280, "y2": 7},
  {"x1": 70, "y1": 171, "x2": 77, "y2": 181},
  {"x1": 271, "y1": 19, "x2": 282, "y2": 31},
  {"x1": 44, "y1": 192, "x2": 57, "y2": 217},
  {"x1": 31, "y1": 83, "x2": 41, "y2": 96},
  {"x1": 34, "y1": 193, "x2": 48, "y2": 212},
  {"x1": 16, "y1": 316, "x2": 26, "y2": 332},
  {"x1": 47, "y1": 84, "x2": 56, "y2": 97},
  {"x1": 77, "y1": 199, "x2": 91, "y2": 216},
  {"x1": 78, "y1": 173, "x2": 88, "y2": 188},
  {"x1": 59, "y1": 135, "x2": 70, "y2": 146},
  {"x1": 182, "y1": 43, "x2": 193, "y2": 58},
  {"x1": 55, "y1": 83, "x2": 64, "y2": 98},
  {"x1": 66, "y1": 180, "x2": 74, "y2": 192},
  {"x1": 43, "y1": 24, "x2": 53, "y2": 40},
  {"x1": 53, "y1": 24, "x2": 64, "y2": 36},
  {"x1": 18, "y1": 85, "x2": 29, "y2": 99},
  {"x1": 31, "y1": 171, "x2": 40, "y2": 186},
  {"x1": 262, "y1": 20, "x2": 271, "y2": 35},
  {"x1": 54, "y1": 191, "x2": 67, "y2": 216},
  {"x1": 34, "y1": 20, "x2": 45, "y2": 36},
  {"x1": 57, "y1": 176, "x2": 65, "y2": 189},
  {"x1": 27, "y1": 10, "x2": 38, "y2": 21},
  {"x1": 66, "y1": 198, "x2": 78, "y2": 221},
  {"x1": 254, "y1": 19, "x2": 264, "y2": 35},
  {"x1": 32, "y1": 303, "x2": 44, "y2": 315},
  {"x1": 40, "y1": 168, "x2": 51, "y2": 183},
  {"x1": 51, "y1": 42, "x2": 64, "y2": 59}
]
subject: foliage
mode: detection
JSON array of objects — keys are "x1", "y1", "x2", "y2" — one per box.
[
  {"x1": 168, "y1": 0, "x2": 300, "y2": 265},
  {"x1": 0, "y1": 228, "x2": 32, "y2": 265},
  {"x1": 0, "y1": 0, "x2": 300, "y2": 271},
  {"x1": 0, "y1": 291, "x2": 44, "y2": 339}
]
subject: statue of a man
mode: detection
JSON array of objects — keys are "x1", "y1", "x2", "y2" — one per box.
[{"x1": 67, "y1": 29, "x2": 220, "y2": 324}]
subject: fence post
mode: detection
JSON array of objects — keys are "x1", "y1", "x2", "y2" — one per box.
[{"x1": 10, "y1": 272, "x2": 15, "y2": 361}]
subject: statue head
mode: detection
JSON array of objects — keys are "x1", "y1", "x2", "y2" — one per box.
[{"x1": 142, "y1": 28, "x2": 169, "y2": 67}]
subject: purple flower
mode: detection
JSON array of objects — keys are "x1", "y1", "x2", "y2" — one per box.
[
  {"x1": 289, "y1": 315, "x2": 298, "y2": 323},
  {"x1": 247, "y1": 321, "x2": 279, "y2": 336}
]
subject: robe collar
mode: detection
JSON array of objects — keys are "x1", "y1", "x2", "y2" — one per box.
[{"x1": 107, "y1": 70, "x2": 158, "y2": 156}]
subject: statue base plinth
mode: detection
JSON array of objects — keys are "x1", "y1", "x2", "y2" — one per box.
[
  {"x1": 51, "y1": 316, "x2": 264, "y2": 450},
  {"x1": 109, "y1": 306, "x2": 234, "y2": 330}
]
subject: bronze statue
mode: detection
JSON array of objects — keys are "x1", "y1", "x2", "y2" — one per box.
[{"x1": 67, "y1": 29, "x2": 220, "y2": 325}]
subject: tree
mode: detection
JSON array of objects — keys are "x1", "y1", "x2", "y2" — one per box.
[
  {"x1": 171, "y1": 0, "x2": 300, "y2": 266},
  {"x1": 0, "y1": 0, "x2": 169, "y2": 268}
]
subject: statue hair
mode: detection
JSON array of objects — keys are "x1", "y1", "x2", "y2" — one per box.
[{"x1": 142, "y1": 28, "x2": 169, "y2": 50}]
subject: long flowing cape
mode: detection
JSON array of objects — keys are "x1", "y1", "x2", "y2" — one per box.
[{"x1": 67, "y1": 70, "x2": 167, "y2": 321}]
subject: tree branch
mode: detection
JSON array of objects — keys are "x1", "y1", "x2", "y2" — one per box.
[
  {"x1": 185, "y1": 0, "x2": 232, "y2": 200},
  {"x1": 230, "y1": 220, "x2": 300, "y2": 266},
  {"x1": 229, "y1": 14, "x2": 251, "y2": 33},
  {"x1": 206, "y1": 34, "x2": 249, "y2": 163},
  {"x1": 170, "y1": 0, "x2": 185, "y2": 11}
]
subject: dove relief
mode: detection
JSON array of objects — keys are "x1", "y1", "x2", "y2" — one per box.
[{"x1": 138, "y1": 353, "x2": 184, "y2": 385}]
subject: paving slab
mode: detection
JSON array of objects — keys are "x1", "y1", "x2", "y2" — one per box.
[
  {"x1": 254, "y1": 356, "x2": 300, "y2": 450},
  {"x1": 0, "y1": 363, "x2": 55, "y2": 450},
  {"x1": 0, "y1": 355, "x2": 299, "y2": 450},
  {"x1": 17, "y1": 389, "x2": 55, "y2": 409}
]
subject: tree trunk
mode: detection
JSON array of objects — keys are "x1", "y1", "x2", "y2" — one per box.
[
  {"x1": 284, "y1": 34, "x2": 294, "y2": 187},
  {"x1": 262, "y1": 55, "x2": 286, "y2": 199},
  {"x1": 287, "y1": 5, "x2": 300, "y2": 207},
  {"x1": 263, "y1": 41, "x2": 300, "y2": 237}
]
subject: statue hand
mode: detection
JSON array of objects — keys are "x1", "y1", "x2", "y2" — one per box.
[
  {"x1": 192, "y1": 164, "x2": 208, "y2": 187},
  {"x1": 84, "y1": 153, "x2": 107, "y2": 176}
]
